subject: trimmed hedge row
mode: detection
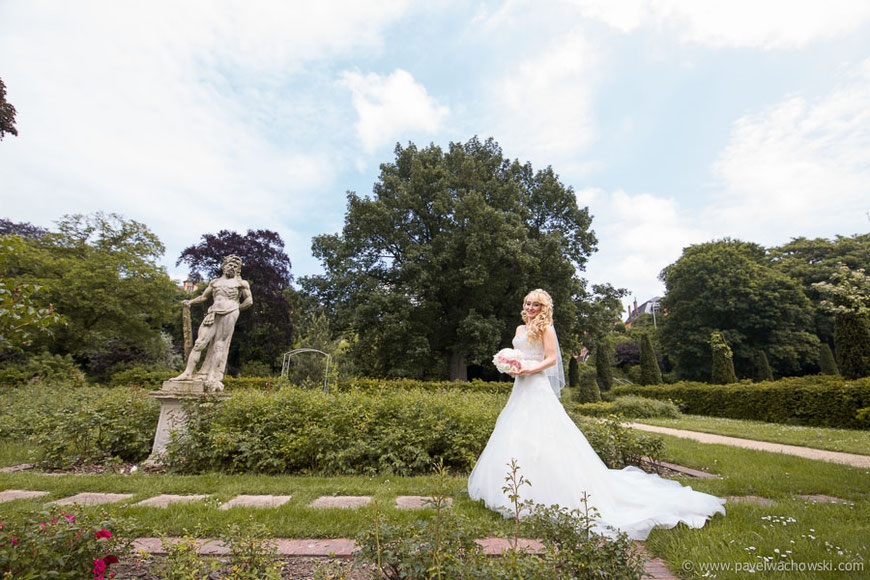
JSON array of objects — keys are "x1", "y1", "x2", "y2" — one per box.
[
  {"x1": 568, "y1": 396, "x2": 680, "y2": 419},
  {"x1": 107, "y1": 369, "x2": 515, "y2": 394},
  {"x1": 611, "y1": 375, "x2": 870, "y2": 429}
]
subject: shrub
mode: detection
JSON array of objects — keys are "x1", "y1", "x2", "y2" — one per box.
[
  {"x1": 710, "y1": 331, "x2": 737, "y2": 384},
  {"x1": 164, "y1": 387, "x2": 506, "y2": 476},
  {"x1": 834, "y1": 313, "x2": 870, "y2": 379},
  {"x1": 0, "y1": 507, "x2": 131, "y2": 579},
  {"x1": 0, "y1": 383, "x2": 159, "y2": 467},
  {"x1": 569, "y1": 397, "x2": 679, "y2": 420},
  {"x1": 576, "y1": 370, "x2": 601, "y2": 403},
  {"x1": 595, "y1": 338, "x2": 614, "y2": 392},
  {"x1": 611, "y1": 375, "x2": 870, "y2": 428},
  {"x1": 568, "y1": 356, "x2": 580, "y2": 388},
  {"x1": 819, "y1": 342, "x2": 839, "y2": 375},
  {"x1": 753, "y1": 351, "x2": 773, "y2": 382},
  {"x1": 0, "y1": 352, "x2": 86, "y2": 389},
  {"x1": 639, "y1": 333, "x2": 662, "y2": 385},
  {"x1": 108, "y1": 367, "x2": 174, "y2": 389}
]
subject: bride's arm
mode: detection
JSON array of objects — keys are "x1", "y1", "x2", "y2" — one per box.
[{"x1": 513, "y1": 326, "x2": 557, "y2": 376}]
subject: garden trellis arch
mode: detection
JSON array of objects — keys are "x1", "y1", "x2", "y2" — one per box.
[{"x1": 281, "y1": 348, "x2": 331, "y2": 392}]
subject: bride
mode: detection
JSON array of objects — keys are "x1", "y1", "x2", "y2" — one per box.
[{"x1": 467, "y1": 289, "x2": 725, "y2": 540}]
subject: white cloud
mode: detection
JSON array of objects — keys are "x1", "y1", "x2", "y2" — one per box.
[
  {"x1": 0, "y1": 0, "x2": 410, "y2": 271},
  {"x1": 706, "y1": 58, "x2": 870, "y2": 242},
  {"x1": 582, "y1": 189, "x2": 707, "y2": 306},
  {"x1": 572, "y1": 0, "x2": 870, "y2": 49},
  {"x1": 486, "y1": 30, "x2": 600, "y2": 172},
  {"x1": 340, "y1": 69, "x2": 449, "y2": 153}
]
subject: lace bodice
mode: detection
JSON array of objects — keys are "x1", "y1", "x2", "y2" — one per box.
[{"x1": 512, "y1": 333, "x2": 545, "y2": 362}]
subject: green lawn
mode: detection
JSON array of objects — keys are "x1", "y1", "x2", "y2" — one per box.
[
  {"x1": 634, "y1": 415, "x2": 870, "y2": 455},
  {"x1": 1, "y1": 431, "x2": 868, "y2": 579}
]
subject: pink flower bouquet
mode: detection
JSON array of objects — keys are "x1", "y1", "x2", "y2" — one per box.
[{"x1": 493, "y1": 348, "x2": 524, "y2": 374}]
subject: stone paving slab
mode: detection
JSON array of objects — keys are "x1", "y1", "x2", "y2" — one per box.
[
  {"x1": 797, "y1": 494, "x2": 854, "y2": 505},
  {"x1": 627, "y1": 422, "x2": 870, "y2": 468},
  {"x1": 725, "y1": 495, "x2": 778, "y2": 507},
  {"x1": 395, "y1": 495, "x2": 453, "y2": 509},
  {"x1": 309, "y1": 495, "x2": 371, "y2": 508},
  {"x1": 134, "y1": 494, "x2": 210, "y2": 507},
  {"x1": 131, "y1": 537, "x2": 676, "y2": 579},
  {"x1": 50, "y1": 492, "x2": 134, "y2": 506},
  {"x1": 0, "y1": 489, "x2": 50, "y2": 503},
  {"x1": 0, "y1": 464, "x2": 34, "y2": 473},
  {"x1": 218, "y1": 495, "x2": 292, "y2": 510},
  {"x1": 656, "y1": 460, "x2": 721, "y2": 479}
]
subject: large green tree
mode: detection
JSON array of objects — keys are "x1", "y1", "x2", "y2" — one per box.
[
  {"x1": 0, "y1": 77, "x2": 17, "y2": 140},
  {"x1": 304, "y1": 137, "x2": 600, "y2": 380},
  {"x1": 769, "y1": 234, "x2": 870, "y2": 344},
  {"x1": 813, "y1": 263, "x2": 870, "y2": 379},
  {"x1": 3, "y1": 213, "x2": 177, "y2": 373},
  {"x1": 660, "y1": 239, "x2": 818, "y2": 381}
]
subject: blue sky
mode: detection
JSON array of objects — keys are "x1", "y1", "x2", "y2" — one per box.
[{"x1": 2, "y1": 1, "x2": 869, "y2": 315}]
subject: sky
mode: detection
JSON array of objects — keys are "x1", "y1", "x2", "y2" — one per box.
[{"x1": 2, "y1": 0, "x2": 870, "y2": 316}]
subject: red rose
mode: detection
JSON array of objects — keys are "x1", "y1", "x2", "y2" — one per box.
[
  {"x1": 105, "y1": 555, "x2": 119, "y2": 565},
  {"x1": 93, "y1": 558, "x2": 107, "y2": 575},
  {"x1": 95, "y1": 529, "x2": 112, "y2": 539}
]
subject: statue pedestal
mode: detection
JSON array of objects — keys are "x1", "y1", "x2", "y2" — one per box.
[{"x1": 143, "y1": 380, "x2": 227, "y2": 466}]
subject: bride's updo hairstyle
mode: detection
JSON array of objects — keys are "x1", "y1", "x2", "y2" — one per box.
[{"x1": 521, "y1": 289, "x2": 553, "y2": 343}]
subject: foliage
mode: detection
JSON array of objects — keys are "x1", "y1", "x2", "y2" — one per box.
[
  {"x1": 219, "y1": 522, "x2": 283, "y2": 580},
  {"x1": 813, "y1": 263, "x2": 870, "y2": 379},
  {"x1": 2, "y1": 213, "x2": 177, "y2": 375},
  {"x1": 154, "y1": 533, "x2": 219, "y2": 579},
  {"x1": 611, "y1": 375, "x2": 870, "y2": 428},
  {"x1": 0, "y1": 220, "x2": 47, "y2": 239},
  {"x1": 568, "y1": 356, "x2": 580, "y2": 388},
  {"x1": 164, "y1": 387, "x2": 504, "y2": 476},
  {"x1": 638, "y1": 333, "x2": 662, "y2": 385},
  {"x1": 753, "y1": 350, "x2": 774, "y2": 382},
  {"x1": 177, "y1": 229, "x2": 294, "y2": 374},
  {"x1": 355, "y1": 460, "x2": 646, "y2": 580},
  {"x1": 0, "y1": 77, "x2": 17, "y2": 140},
  {"x1": 569, "y1": 397, "x2": 680, "y2": 421},
  {"x1": 0, "y1": 351, "x2": 86, "y2": 389},
  {"x1": 0, "y1": 507, "x2": 131, "y2": 579},
  {"x1": 595, "y1": 337, "x2": 614, "y2": 391},
  {"x1": 304, "y1": 137, "x2": 603, "y2": 380},
  {"x1": 819, "y1": 342, "x2": 839, "y2": 375},
  {"x1": 832, "y1": 313, "x2": 870, "y2": 380},
  {"x1": 575, "y1": 369, "x2": 600, "y2": 403},
  {"x1": 710, "y1": 331, "x2": 737, "y2": 384},
  {"x1": 0, "y1": 236, "x2": 63, "y2": 353},
  {"x1": 660, "y1": 239, "x2": 818, "y2": 380},
  {"x1": 284, "y1": 311, "x2": 343, "y2": 388},
  {"x1": 0, "y1": 383, "x2": 159, "y2": 466}
]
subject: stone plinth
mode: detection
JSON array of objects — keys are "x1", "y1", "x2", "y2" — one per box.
[{"x1": 144, "y1": 380, "x2": 228, "y2": 466}]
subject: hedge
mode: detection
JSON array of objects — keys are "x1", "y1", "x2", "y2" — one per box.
[
  {"x1": 611, "y1": 375, "x2": 870, "y2": 429},
  {"x1": 107, "y1": 370, "x2": 515, "y2": 394}
]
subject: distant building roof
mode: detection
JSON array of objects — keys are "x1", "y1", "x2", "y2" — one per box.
[{"x1": 625, "y1": 296, "x2": 662, "y2": 324}]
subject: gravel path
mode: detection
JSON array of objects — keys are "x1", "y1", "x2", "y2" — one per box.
[{"x1": 626, "y1": 422, "x2": 870, "y2": 468}]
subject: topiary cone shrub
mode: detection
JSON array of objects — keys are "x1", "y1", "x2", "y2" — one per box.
[
  {"x1": 754, "y1": 351, "x2": 773, "y2": 382},
  {"x1": 711, "y1": 331, "x2": 737, "y2": 384},
  {"x1": 639, "y1": 333, "x2": 662, "y2": 385},
  {"x1": 595, "y1": 338, "x2": 614, "y2": 391},
  {"x1": 576, "y1": 370, "x2": 601, "y2": 403},
  {"x1": 568, "y1": 356, "x2": 580, "y2": 389},
  {"x1": 819, "y1": 342, "x2": 839, "y2": 375}
]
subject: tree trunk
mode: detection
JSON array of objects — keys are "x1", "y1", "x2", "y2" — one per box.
[{"x1": 449, "y1": 350, "x2": 467, "y2": 381}]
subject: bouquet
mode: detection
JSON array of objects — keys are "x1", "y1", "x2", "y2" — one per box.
[{"x1": 493, "y1": 348, "x2": 524, "y2": 374}]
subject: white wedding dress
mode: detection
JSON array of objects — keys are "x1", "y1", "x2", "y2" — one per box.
[{"x1": 467, "y1": 332, "x2": 726, "y2": 540}]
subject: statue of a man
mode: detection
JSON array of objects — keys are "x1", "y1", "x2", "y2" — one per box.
[{"x1": 171, "y1": 254, "x2": 252, "y2": 391}]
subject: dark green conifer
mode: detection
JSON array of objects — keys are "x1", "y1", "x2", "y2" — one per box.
[
  {"x1": 818, "y1": 342, "x2": 839, "y2": 375},
  {"x1": 568, "y1": 356, "x2": 580, "y2": 389},
  {"x1": 639, "y1": 333, "x2": 662, "y2": 385},
  {"x1": 577, "y1": 370, "x2": 601, "y2": 403},
  {"x1": 711, "y1": 331, "x2": 737, "y2": 384},
  {"x1": 595, "y1": 338, "x2": 614, "y2": 391},
  {"x1": 754, "y1": 351, "x2": 773, "y2": 382}
]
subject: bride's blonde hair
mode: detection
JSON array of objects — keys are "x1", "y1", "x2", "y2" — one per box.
[{"x1": 521, "y1": 289, "x2": 553, "y2": 343}]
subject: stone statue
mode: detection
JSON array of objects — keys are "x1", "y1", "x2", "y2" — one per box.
[{"x1": 169, "y1": 254, "x2": 252, "y2": 392}]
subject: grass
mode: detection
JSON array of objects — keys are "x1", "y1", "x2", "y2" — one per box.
[
  {"x1": 2, "y1": 425, "x2": 868, "y2": 578},
  {"x1": 634, "y1": 415, "x2": 870, "y2": 455}
]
